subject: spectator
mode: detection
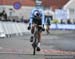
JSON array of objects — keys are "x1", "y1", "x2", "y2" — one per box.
[
  {"x1": 2, "y1": 10, "x2": 8, "y2": 21},
  {"x1": 60, "y1": 20, "x2": 65, "y2": 24},
  {"x1": 67, "y1": 19, "x2": 72, "y2": 24}
]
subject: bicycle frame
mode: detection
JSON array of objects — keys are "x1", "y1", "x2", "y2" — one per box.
[
  {"x1": 32, "y1": 24, "x2": 43, "y2": 55},
  {"x1": 33, "y1": 25, "x2": 38, "y2": 55}
]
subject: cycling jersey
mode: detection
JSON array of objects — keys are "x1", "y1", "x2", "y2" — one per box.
[
  {"x1": 32, "y1": 16, "x2": 42, "y2": 25},
  {"x1": 29, "y1": 8, "x2": 45, "y2": 27},
  {"x1": 45, "y1": 17, "x2": 51, "y2": 25}
]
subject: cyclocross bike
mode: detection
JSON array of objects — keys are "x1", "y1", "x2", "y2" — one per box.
[{"x1": 32, "y1": 24, "x2": 42, "y2": 55}]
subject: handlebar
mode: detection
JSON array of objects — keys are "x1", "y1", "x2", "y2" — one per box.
[
  {"x1": 32, "y1": 24, "x2": 43, "y2": 28},
  {"x1": 32, "y1": 24, "x2": 45, "y2": 31},
  {"x1": 28, "y1": 24, "x2": 45, "y2": 31}
]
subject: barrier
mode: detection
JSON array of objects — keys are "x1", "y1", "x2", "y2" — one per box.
[
  {"x1": 0, "y1": 22, "x2": 5, "y2": 37},
  {"x1": 50, "y1": 24, "x2": 75, "y2": 30},
  {"x1": 0, "y1": 21, "x2": 75, "y2": 38},
  {"x1": 0, "y1": 22, "x2": 31, "y2": 37}
]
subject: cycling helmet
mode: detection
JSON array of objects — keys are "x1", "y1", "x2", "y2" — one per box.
[{"x1": 33, "y1": 10, "x2": 40, "y2": 16}]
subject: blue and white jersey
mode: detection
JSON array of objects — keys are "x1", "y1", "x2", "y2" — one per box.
[{"x1": 29, "y1": 8, "x2": 45, "y2": 27}]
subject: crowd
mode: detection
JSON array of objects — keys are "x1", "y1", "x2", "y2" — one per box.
[{"x1": 0, "y1": 10, "x2": 75, "y2": 24}]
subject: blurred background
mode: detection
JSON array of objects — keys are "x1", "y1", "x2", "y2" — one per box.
[
  {"x1": 0, "y1": 0, "x2": 75, "y2": 24},
  {"x1": 0, "y1": 0, "x2": 75, "y2": 37}
]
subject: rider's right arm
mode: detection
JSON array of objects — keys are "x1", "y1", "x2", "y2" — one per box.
[
  {"x1": 28, "y1": 10, "x2": 34, "y2": 27},
  {"x1": 28, "y1": 14, "x2": 33, "y2": 30},
  {"x1": 29, "y1": 17, "x2": 32, "y2": 27},
  {"x1": 29, "y1": 8, "x2": 36, "y2": 27},
  {"x1": 28, "y1": 17, "x2": 32, "y2": 30}
]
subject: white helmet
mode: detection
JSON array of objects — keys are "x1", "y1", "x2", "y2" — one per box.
[{"x1": 33, "y1": 10, "x2": 40, "y2": 16}]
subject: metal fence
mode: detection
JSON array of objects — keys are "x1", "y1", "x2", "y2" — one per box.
[{"x1": 0, "y1": 21, "x2": 30, "y2": 38}]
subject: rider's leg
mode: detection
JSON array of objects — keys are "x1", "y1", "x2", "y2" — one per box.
[
  {"x1": 46, "y1": 25, "x2": 48, "y2": 33},
  {"x1": 37, "y1": 30, "x2": 42, "y2": 51},
  {"x1": 48, "y1": 25, "x2": 50, "y2": 32},
  {"x1": 37, "y1": 32, "x2": 41, "y2": 51},
  {"x1": 38, "y1": 32, "x2": 41, "y2": 43},
  {"x1": 48, "y1": 24, "x2": 50, "y2": 32},
  {"x1": 46, "y1": 25, "x2": 50, "y2": 34},
  {"x1": 38, "y1": 32, "x2": 41, "y2": 46}
]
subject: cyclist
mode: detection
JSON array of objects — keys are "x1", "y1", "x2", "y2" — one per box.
[
  {"x1": 28, "y1": 11, "x2": 45, "y2": 51},
  {"x1": 45, "y1": 16, "x2": 51, "y2": 34}
]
